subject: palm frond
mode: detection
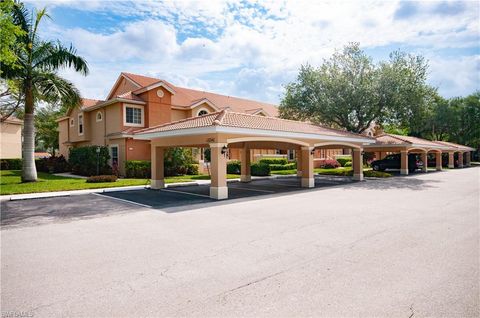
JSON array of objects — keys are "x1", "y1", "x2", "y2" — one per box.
[
  {"x1": 10, "y1": 1, "x2": 30, "y2": 36},
  {"x1": 33, "y1": 72, "x2": 81, "y2": 107},
  {"x1": 34, "y1": 41, "x2": 89, "y2": 75}
]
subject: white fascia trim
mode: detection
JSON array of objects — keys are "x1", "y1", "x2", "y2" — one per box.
[
  {"x1": 82, "y1": 98, "x2": 145, "y2": 112},
  {"x1": 189, "y1": 98, "x2": 219, "y2": 110},
  {"x1": 134, "y1": 125, "x2": 375, "y2": 144},
  {"x1": 133, "y1": 81, "x2": 176, "y2": 95},
  {"x1": 364, "y1": 143, "x2": 411, "y2": 148}
]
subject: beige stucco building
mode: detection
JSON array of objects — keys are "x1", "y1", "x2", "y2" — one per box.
[
  {"x1": 0, "y1": 117, "x2": 23, "y2": 159},
  {"x1": 57, "y1": 72, "x2": 343, "y2": 174}
]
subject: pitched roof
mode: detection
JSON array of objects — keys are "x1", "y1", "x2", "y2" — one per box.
[
  {"x1": 433, "y1": 140, "x2": 475, "y2": 151},
  {"x1": 373, "y1": 133, "x2": 457, "y2": 150},
  {"x1": 81, "y1": 98, "x2": 104, "y2": 109},
  {"x1": 134, "y1": 109, "x2": 372, "y2": 141}
]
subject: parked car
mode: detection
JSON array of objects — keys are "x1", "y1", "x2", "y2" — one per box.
[{"x1": 371, "y1": 154, "x2": 423, "y2": 172}]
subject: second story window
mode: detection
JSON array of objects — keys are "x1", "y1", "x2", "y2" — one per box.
[
  {"x1": 96, "y1": 111, "x2": 103, "y2": 122},
  {"x1": 124, "y1": 105, "x2": 144, "y2": 126},
  {"x1": 78, "y1": 114, "x2": 84, "y2": 135}
]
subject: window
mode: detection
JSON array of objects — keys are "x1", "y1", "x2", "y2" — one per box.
[
  {"x1": 197, "y1": 109, "x2": 208, "y2": 116},
  {"x1": 96, "y1": 111, "x2": 103, "y2": 122},
  {"x1": 78, "y1": 114, "x2": 84, "y2": 135},
  {"x1": 124, "y1": 105, "x2": 144, "y2": 126},
  {"x1": 70, "y1": 118, "x2": 74, "y2": 127},
  {"x1": 110, "y1": 146, "x2": 119, "y2": 165}
]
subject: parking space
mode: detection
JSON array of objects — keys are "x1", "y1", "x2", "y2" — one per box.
[{"x1": 101, "y1": 175, "x2": 356, "y2": 210}]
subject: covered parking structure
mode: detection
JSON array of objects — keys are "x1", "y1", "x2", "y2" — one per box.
[
  {"x1": 364, "y1": 133, "x2": 472, "y2": 175},
  {"x1": 134, "y1": 110, "x2": 375, "y2": 200},
  {"x1": 432, "y1": 140, "x2": 475, "y2": 168}
]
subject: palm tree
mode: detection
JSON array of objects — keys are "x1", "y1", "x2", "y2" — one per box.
[{"x1": 0, "y1": 2, "x2": 88, "y2": 182}]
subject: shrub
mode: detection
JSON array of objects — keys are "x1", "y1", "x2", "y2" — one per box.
[
  {"x1": 344, "y1": 161, "x2": 352, "y2": 167},
  {"x1": 364, "y1": 170, "x2": 392, "y2": 178},
  {"x1": 336, "y1": 157, "x2": 352, "y2": 167},
  {"x1": 227, "y1": 160, "x2": 241, "y2": 174},
  {"x1": 251, "y1": 162, "x2": 270, "y2": 176},
  {"x1": 69, "y1": 146, "x2": 111, "y2": 176},
  {"x1": 317, "y1": 159, "x2": 340, "y2": 169},
  {"x1": 164, "y1": 147, "x2": 194, "y2": 176},
  {"x1": 186, "y1": 163, "x2": 199, "y2": 175},
  {"x1": 36, "y1": 155, "x2": 69, "y2": 173},
  {"x1": 125, "y1": 160, "x2": 151, "y2": 178},
  {"x1": 0, "y1": 158, "x2": 22, "y2": 170},
  {"x1": 259, "y1": 157, "x2": 288, "y2": 165},
  {"x1": 86, "y1": 175, "x2": 118, "y2": 183},
  {"x1": 269, "y1": 162, "x2": 297, "y2": 171}
]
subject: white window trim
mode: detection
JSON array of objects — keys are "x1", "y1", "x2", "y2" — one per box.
[
  {"x1": 109, "y1": 144, "x2": 119, "y2": 166},
  {"x1": 96, "y1": 111, "x2": 103, "y2": 122},
  {"x1": 78, "y1": 113, "x2": 84, "y2": 136},
  {"x1": 123, "y1": 104, "x2": 145, "y2": 127},
  {"x1": 70, "y1": 118, "x2": 74, "y2": 127},
  {"x1": 196, "y1": 107, "x2": 210, "y2": 117}
]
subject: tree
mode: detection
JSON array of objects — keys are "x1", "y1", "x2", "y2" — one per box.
[
  {"x1": 0, "y1": 0, "x2": 24, "y2": 72},
  {"x1": 35, "y1": 103, "x2": 65, "y2": 155},
  {"x1": 0, "y1": 3, "x2": 88, "y2": 182},
  {"x1": 279, "y1": 43, "x2": 433, "y2": 134}
]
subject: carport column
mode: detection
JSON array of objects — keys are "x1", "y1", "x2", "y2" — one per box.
[
  {"x1": 421, "y1": 152, "x2": 428, "y2": 172},
  {"x1": 436, "y1": 152, "x2": 443, "y2": 171},
  {"x1": 296, "y1": 149, "x2": 302, "y2": 177},
  {"x1": 209, "y1": 143, "x2": 228, "y2": 200},
  {"x1": 448, "y1": 151, "x2": 455, "y2": 168},
  {"x1": 400, "y1": 150, "x2": 409, "y2": 175},
  {"x1": 240, "y1": 147, "x2": 251, "y2": 182},
  {"x1": 300, "y1": 147, "x2": 314, "y2": 188},
  {"x1": 352, "y1": 148, "x2": 364, "y2": 181},
  {"x1": 151, "y1": 146, "x2": 165, "y2": 189},
  {"x1": 465, "y1": 152, "x2": 471, "y2": 167},
  {"x1": 458, "y1": 152, "x2": 464, "y2": 168}
]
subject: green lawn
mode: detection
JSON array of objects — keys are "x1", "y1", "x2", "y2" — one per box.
[{"x1": 0, "y1": 170, "x2": 239, "y2": 195}]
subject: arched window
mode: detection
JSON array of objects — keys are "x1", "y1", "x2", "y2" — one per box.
[
  {"x1": 197, "y1": 109, "x2": 208, "y2": 116},
  {"x1": 96, "y1": 111, "x2": 103, "y2": 122},
  {"x1": 70, "y1": 118, "x2": 74, "y2": 127}
]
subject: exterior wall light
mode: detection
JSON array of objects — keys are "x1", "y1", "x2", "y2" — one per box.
[
  {"x1": 310, "y1": 149, "x2": 315, "y2": 155},
  {"x1": 221, "y1": 145, "x2": 228, "y2": 155}
]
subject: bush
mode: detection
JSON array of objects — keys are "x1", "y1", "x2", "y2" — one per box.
[
  {"x1": 364, "y1": 170, "x2": 392, "y2": 178},
  {"x1": 69, "y1": 146, "x2": 111, "y2": 176},
  {"x1": 86, "y1": 175, "x2": 118, "y2": 183},
  {"x1": 336, "y1": 157, "x2": 352, "y2": 167},
  {"x1": 259, "y1": 157, "x2": 288, "y2": 165},
  {"x1": 344, "y1": 161, "x2": 352, "y2": 167},
  {"x1": 317, "y1": 159, "x2": 340, "y2": 169},
  {"x1": 36, "y1": 155, "x2": 69, "y2": 173},
  {"x1": 186, "y1": 163, "x2": 199, "y2": 175},
  {"x1": 251, "y1": 162, "x2": 270, "y2": 176},
  {"x1": 227, "y1": 160, "x2": 241, "y2": 174},
  {"x1": 164, "y1": 147, "x2": 194, "y2": 176},
  {"x1": 0, "y1": 158, "x2": 22, "y2": 170},
  {"x1": 269, "y1": 162, "x2": 297, "y2": 171},
  {"x1": 125, "y1": 160, "x2": 151, "y2": 178}
]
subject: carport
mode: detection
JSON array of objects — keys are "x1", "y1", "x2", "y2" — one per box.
[
  {"x1": 364, "y1": 134, "x2": 458, "y2": 175},
  {"x1": 134, "y1": 110, "x2": 374, "y2": 199},
  {"x1": 432, "y1": 141, "x2": 474, "y2": 168}
]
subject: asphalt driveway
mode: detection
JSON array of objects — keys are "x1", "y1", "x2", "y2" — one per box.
[{"x1": 1, "y1": 168, "x2": 478, "y2": 317}]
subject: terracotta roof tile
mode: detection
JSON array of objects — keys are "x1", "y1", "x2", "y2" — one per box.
[
  {"x1": 116, "y1": 91, "x2": 144, "y2": 101},
  {"x1": 433, "y1": 140, "x2": 474, "y2": 151},
  {"x1": 81, "y1": 98, "x2": 104, "y2": 109},
  {"x1": 134, "y1": 110, "x2": 371, "y2": 140},
  {"x1": 374, "y1": 133, "x2": 458, "y2": 149}
]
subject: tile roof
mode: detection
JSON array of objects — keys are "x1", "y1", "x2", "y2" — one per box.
[
  {"x1": 81, "y1": 98, "x2": 104, "y2": 109},
  {"x1": 122, "y1": 72, "x2": 278, "y2": 116},
  {"x1": 432, "y1": 140, "x2": 475, "y2": 151},
  {"x1": 134, "y1": 110, "x2": 371, "y2": 140},
  {"x1": 374, "y1": 134, "x2": 456, "y2": 149}
]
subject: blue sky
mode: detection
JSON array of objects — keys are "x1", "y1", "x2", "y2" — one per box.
[{"x1": 27, "y1": 0, "x2": 479, "y2": 104}]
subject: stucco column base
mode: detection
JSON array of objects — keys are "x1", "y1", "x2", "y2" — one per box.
[
  {"x1": 210, "y1": 186, "x2": 228, "y2": 200},
  {"x1": 448, "y1": 164, "x2": 454, "y2": 169},
  {"x1": 353, "y1": 173, "x2": 364, "y2": 181},
  {"x1": 301, "y1": 177, "x2": 314, "y2": 188},
  {"x1": 422, "y1": 167, "x2": 428, "y2": 173},
  {"x1": 436, "y1": 166, "x2": 442, "y2": 171},
  {"x1": 240, "y1": 175, "x2": 251, "y2": 182},
  {"x1": 151, "y1": 179, "x2": 165, "y2": 189},
  {"x1": 296, "y1": 170, "x2": 302, "y2": 177},
  {"x1": 400, "y1": 169, "x2": 409, "y2": 175}
]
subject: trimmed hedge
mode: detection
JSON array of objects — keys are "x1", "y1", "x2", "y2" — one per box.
[
  {"x1": 86, "y1": 175, "x2": 118, "y2": 183},
  {"x1": 251, "y1": 162, "x2": 270, "y2": 176},
  {"x1": 227, "y1": 160, "x2": 241, "y2": 174},
  {"x1": 125, "y1": 160, "x2": 151, "y2": 178},
  {"x1": 316, "y1": 159, "x2": 340, "y2": 169},
  {"x1": 186, "y1": 163, "x2": 199, "y2": 175},
  {"x1": 258, "y1": 157, "x2": 288, "y2": 165},
  {"x1": 336, "y1": 157, "x2": 352, "y2": 167},
  {"x1": 344, "y1": 161, "x2": 352, "y2": 167},
  {"x1": 1, "y1": 158, "x2": 22, "y2": 170},
  {"x1": 36, "y1": 155, "x2": 69, "y2": 173},
  {"x1": 269, "y1": 162, "x2": 296, "y2": 171},
  {"x1": 69, "y1": 146, "x2": 112, "y2": 176}
]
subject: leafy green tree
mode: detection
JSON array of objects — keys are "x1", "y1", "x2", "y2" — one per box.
[
  {"x1": 0, "y1": 0, "x2": 24, "y2": 72},
  {"x1": 35, "y1": 103, "x2": 65, "y2": 155},
  {"x1": 279, "y1": 43, "x2": 433, "y2": 134},
  {"x1": 0, "y1": 3, "x2": 88, "y2": 182}
]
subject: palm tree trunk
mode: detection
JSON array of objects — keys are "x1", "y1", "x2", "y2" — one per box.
[{"x1": 22, "y1": 84, "x2": 37, "y2": 182}]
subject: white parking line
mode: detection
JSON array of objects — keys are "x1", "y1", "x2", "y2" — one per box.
[
  {"x1": 232, "y1": 187, "x2": 275, "y2": 193},
  {"x1": 160, "y1": 188, "x2": 212, "y2": 198},
  {"x1": 93, "y1": 193, "x2": 153, "y2": 208}
]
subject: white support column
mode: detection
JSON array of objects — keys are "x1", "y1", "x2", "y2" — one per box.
[
  {"x1": 458, "y1": 152, "x2": 464, "y2": 168},
  {"x1": 400, "y1": 150, "x2": 409, "y2": 175},
  {"x1": 300, "y1": 146, "x2": 314, "y2": 188},
  {"x1": 296, "y1": 149, "x2": 302, "y2": 177},
  {"x1": 352, "y1": 148, "x2": 364, "y2": 181},
  {"x1": 465, "y1": 152, "x2": 471, "y2": 167},
  {"x1": 151, "y1": 145, "x2": 165, "y2": 189},
  {"x1": 240, "y1": 146, "x2": 251, "y2": 182},
  {"x1": 448, "y1": 151, "x2": 455, "y2": 169},
  {"x1": 421, "y1": 152, "x2": 428, "y2": 173},
  {"x1": 436, "y1": 152, "x2": 443, "y2": 171},
  {"x1": 209, "y1": 143, "x2": 228, "y2": 200}
]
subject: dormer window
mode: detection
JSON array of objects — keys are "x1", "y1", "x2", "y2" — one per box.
[
  {"x1": 96, "y1": 111, "x2": 103, "y2": 122},
  {"x1": 197, "y1": 109, "x2": 209, "y2": 116}
]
